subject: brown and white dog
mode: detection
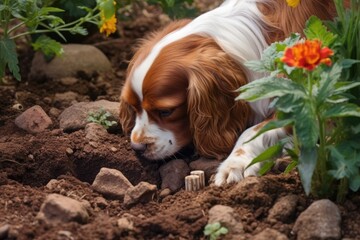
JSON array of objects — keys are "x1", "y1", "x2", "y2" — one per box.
[{"x1": 119, "y1": 0, "x2": 343, "y2": 185}]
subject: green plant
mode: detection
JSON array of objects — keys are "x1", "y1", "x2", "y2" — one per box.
[
  {"x1": 147, "y1": 0, "x2": 197, "y2": 19},
  {"x1": 241, "y1": 1, "x2": 360, "y2": 201},
  {"x1": 87, "y1": 108, "x2": 117, "y2": 129},
  {"x1": 0, "y1": 0, "x2": 117, "y2": 81},
  {"x1": 204, "y1": 222, "x2": 229, "y2": 240}
]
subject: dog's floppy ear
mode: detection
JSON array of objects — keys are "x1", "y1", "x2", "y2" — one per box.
[
  {"x1": 186, "y1": 46, "x2": 252, "y2": 160},
  {"x1": 119, "y1": 96, "x2": 135, "y2": 135}
]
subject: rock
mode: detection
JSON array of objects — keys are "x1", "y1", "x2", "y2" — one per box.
[
  {"x1": 85, "y1": 123, "x2": 108, "y2": 142},
  {"x1": 159, "y1": 159, "x2": 190, "y2": 192},
  {"x1": 189, "y1": 157, "x2": 221, "y2": 183},
  {"x1": 57, "y1": 230, "x2": 73, "y2": 240},
  {"x1": 14, "y1": 105, "x2": 52, "y2": 133},
  {"x1": 117, "y1": 217, "x2": 135, "y2": 231},
  {"x1": 58, "y1": 100, "x2": 119, "y2": 132},
  {"x1": 60, "y1": 77, "x2": 78, "y2": 86},
  {"x1": 252, "y1": 228, "x2": 288, "y2": 240},
  {"x1": 124, "y1": 182, "x2": 157, "y2": 208},
  {"x1": 36, "y1": 194, "x2": 89, "y2": 224},
  {"x1": 53, "y1": 91, "x2": 79, "y2": 106},
  {"x1": 92, "y1": 168, "x2": 133, "y2": 200},
  {"x1": 29, "y1": 44, "x2": 112, "y2": 80},
  {"x1": 267, "y1": 195, "x2": 298, "y2": 223},
  {"x1": 208, "y1": 205, "x2": 244, "y2": 235},
  {"x1": 292, "y1": 199, "x2": 341, "y2": 240}
]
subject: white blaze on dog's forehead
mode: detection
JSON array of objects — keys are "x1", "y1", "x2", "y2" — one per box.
[{"x1": 131, "y1": 29, "x2": 192, "y2": 100}]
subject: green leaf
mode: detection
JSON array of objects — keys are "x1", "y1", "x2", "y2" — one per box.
[
  {"x1": 341, "y1": 59, "x2": 360, "y2": 69},
  {"x1": 0, "y1": 37, "x2": 20, "y2": 81},
  {"x1": 218, "y1": 227, "x2": 228, "y2": 235},
  {"x1": 246, "y1": 143, "x2": 284, "y2": 169},
  {"x1": 324, "y1": 103, "x2": 360, "y2": 118},
  {"x1": 32, "y1": 35, "x2": 63, "y2": 58},
  {"x1": 304, "y1": 16, "x2": 337, "y2": 46},
  {"x1": 259, "y1": 160, "x2": 275, "y2": 176},
  {"x1": 317, "y1": 62, "x2": 343, "y2": 104},
  {"x1": 298, "y1": 147, "x2": 318, "y2": 195},
  {"x1": 284, "y1": 160, "x2": 298, "y2": 174},
  {"x1": 333, "y1": 81, "x2": 360, "y2": 95},
  {"x1": 237, "y1": 77, "x2": 306, "y2": 102},
  {"x1": 349, "y1": 175, "x2": 360, "y2": 192}
]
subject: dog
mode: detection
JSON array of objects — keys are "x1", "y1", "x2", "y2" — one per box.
[{"x1": 119, "y1": 0, "x2": 344, "y2": 185}]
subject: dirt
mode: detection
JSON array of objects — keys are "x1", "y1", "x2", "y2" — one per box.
[{"x1": 1, "y1": 3, "x2": 360, "y2": 240}]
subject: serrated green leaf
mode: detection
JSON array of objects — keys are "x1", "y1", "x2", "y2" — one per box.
[
  {"x1": 317, "y1": 62, "x2": 342, "y2": 104},
  {"x1": 31, "y1": 35, "x2": 63, "y2": 58},
  {"x1": 70, "y1": 26, "x2": 88, "y2": 35},
  {"x1": 237, "y1": 77, "x2": 306, "y2": 102},
  {"x1": 218, "y1": 227, "x2": 228, "y2": 235},
  {"x1": 298, "y1": 147, "x2": 318, "y2": 195},
  {"x1": 324, "y1": 103, "x2": 360, "y2": 119},
  {"x1": 304, "y1": 16, "x2": 337, "y2": 46},
  {"x1": 0, "y1": 38, "x2": 21, "y2": 81},
  {"x1": 294, "y1": 100, "x2": 319, "y2": 148}
]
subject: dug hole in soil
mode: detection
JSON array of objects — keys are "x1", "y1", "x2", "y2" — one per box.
[{"x1": 1, "y1": 3, "x2": 360, "y2": 240}]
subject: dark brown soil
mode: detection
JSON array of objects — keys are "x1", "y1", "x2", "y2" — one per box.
[{"x1": 1, "y1": 3, "x2": 360, "y2": 240}]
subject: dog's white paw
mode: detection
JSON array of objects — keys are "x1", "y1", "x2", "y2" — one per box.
[{"x1": 214, "y1": 156, "x2": 260, "y2": 186}]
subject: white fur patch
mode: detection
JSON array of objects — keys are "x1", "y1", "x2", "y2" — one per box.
[
  {"x1": 131, "y1": 111, "x2": 180, "y2": 159},
  {"x1": 214, "y1": 123, "x2": 287, "y2": 186}
]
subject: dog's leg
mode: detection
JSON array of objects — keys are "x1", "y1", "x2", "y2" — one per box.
[{"x1": 214, "y1": 123, "x2": 288, "y2": 185}]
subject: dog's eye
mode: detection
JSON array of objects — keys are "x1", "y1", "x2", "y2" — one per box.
[{"x1": 158, "y1": 109, "x2": 174, "y2": 118}]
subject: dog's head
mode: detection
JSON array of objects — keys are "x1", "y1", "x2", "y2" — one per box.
[{"x1": 119, "y1": 20, "x2": 251, "y2": 160}]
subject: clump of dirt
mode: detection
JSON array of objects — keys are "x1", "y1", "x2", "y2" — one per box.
[{"x1": 1, "y1": 2, "x2": 360, "y2": 240}]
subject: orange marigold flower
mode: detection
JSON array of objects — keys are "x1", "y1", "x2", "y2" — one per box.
[
  {"x1": 286, "y1": 0, "x2": 300, "y2": 7},
  {"x1": 281, "y1": 40, "x2": 334, "y2": 71},
  {"x1": 100, "y1": 14, "x2": 117, "y2": 36}
]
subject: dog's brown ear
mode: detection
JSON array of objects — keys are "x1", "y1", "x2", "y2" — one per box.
[
  {"x1": 119, "y1": 97, "x2": 135, "y2": 135},
  {"x1": 186, "y1": 42, "x2": 252, "y2": 160}
]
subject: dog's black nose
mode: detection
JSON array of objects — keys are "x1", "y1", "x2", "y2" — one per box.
[{"x1": 130, "y1": 142, "x2": 147, "y2": 155}]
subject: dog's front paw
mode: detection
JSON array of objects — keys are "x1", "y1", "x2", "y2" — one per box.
[{"x1": 214, "y1": 156, "x2": 260, "y2": 186}]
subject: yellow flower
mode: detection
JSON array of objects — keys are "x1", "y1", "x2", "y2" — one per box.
[
  {"x1": 100, "y1": 14, "x2": 117, "y2": 36},
  {"x1": 286, "y1": 0, "x2": 300, "y2": 7}
]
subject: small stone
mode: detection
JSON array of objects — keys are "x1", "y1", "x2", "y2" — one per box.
[
  {"x1": 54, "y1": 91, "x2": 79, "y2": 106},
  {"x1": 92, "y1": 168, "x2": 133, "y2": 200},
  {"x1": 85, "y1": 123, "x2": 108, "y2": 142},
  {"x1": 159, "y1": 188, "x2": 172, "y2": 199},
  {"x1": 252, "y1": 228, "x2": 288, "y2": 240},
  {"x1": 123, "y1": 182, "x2": 157, "y2": 208},
  {"x1": 292, "y1": 199, "x2": 341, "y2": 240},
  {"x1": 268, "y1": 195, "x2": 298, "y2": 223},
  {"x1": 159, "y1": 159, "x2": 190, "y2": 192},
  {"x1": 60, "y1": 77, "x2": 78, "y2": 86},
  {"x1": 117, "y1": 217, "x2": 134, "y2": 231},
  {"x1": 49, "y1": 107, "x2": 62, "y2": 118},
  {"x1": 12, "y1": 103, "x2": 23, "y2": 111},
  {"x1": 57, "y1": 230, "x2": 73, "y2": 240},
  {"x1": 66, "y1": 148, "x2": 74, "y2": 155},
  {"x1": 89, "y1": 141, "x2": 99, "y2": 148},
  {"x1": 208, "y1": 205, "x2": 244, "y2": 235},
  {"x1": 46, "y1": 179, "x2": 64, "y2": 190},
  {"x1": 15, "y1": 105, "x2": 53, "y2": 133},
  {"x1": 36, "y1": 194, "x2": 89, "y2": 224},
  {"x1": 59, "y1": 100, "x2": 119, "y2": 132},
  {"x1": 110, "y1": 147, "x2": 118, "y2": 152}
]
